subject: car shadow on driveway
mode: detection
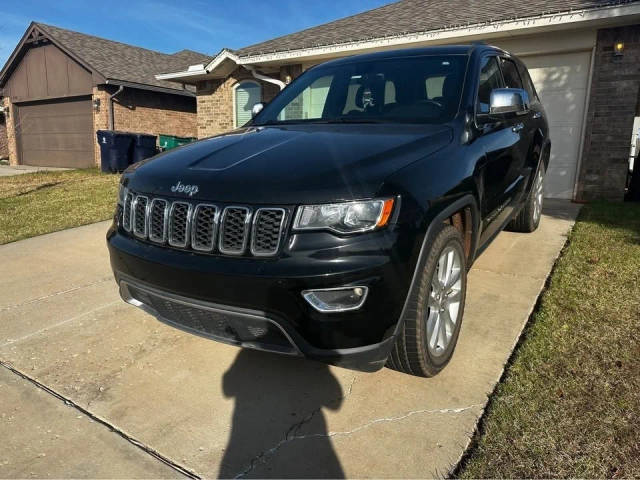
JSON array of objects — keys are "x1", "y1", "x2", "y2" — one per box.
[{"x1": 219, "y1": 348, "x2": 345, "y2": 479}]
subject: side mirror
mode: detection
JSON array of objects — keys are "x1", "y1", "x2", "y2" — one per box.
[
  {"x1": 251, "y1": 102, "x2": 265, "y2": 118},
  {"x1": 489, "y1": 88, "x2": 529, "y2": 116}
]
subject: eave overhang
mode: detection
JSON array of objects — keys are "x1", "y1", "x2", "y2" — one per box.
[{"x1": 156, "y1": 2, "x2": 640, "y2": 85}]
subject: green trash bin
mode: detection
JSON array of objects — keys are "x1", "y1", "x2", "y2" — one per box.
[{"x1": 158, "y1": 134, "x2": 196, "y2": 151}]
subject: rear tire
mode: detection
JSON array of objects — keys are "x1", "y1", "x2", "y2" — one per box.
[
  {"x1": 386, "y1": 224, "x2": 467, "y2": 377},
  {"x1": 508, "y1": 162, "x2": 545, "y2": 233}
]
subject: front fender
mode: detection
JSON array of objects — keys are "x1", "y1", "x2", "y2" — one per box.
[{"x1": 388, "y1": 194, "x2": 480, "y2": 339}]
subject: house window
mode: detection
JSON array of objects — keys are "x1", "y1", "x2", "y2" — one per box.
[{"x1": 234, "y1": 81, "x2": 261, "y2": 127}]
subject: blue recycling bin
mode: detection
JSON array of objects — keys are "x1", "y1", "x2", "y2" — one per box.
[
  {"x1": 131, "y1": 133, "x2": 157, "y2": 164},
  {"x1": 96, "y1": 130, "x2": 133, "y2": 173}
]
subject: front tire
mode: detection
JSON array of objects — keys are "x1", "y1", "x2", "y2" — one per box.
[{"x1": 387, "y1": 224, "x2": 467, "y2": 377}]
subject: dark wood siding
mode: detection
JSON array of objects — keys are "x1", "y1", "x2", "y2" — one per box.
[
  {"x1": 4, "y1": 43, "x2": 92, "y2": 102},
  {"x1": 16, "y1": 97, "x2": 93, "y2": 167}
]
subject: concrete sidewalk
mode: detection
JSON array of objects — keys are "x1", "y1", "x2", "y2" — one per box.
[{"x1": 0, "y1": 200, "x2": 581, "y2": 478}]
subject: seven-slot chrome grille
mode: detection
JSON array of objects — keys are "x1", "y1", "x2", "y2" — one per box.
[{"x1": 121, "y1": 190, "x2": 287, "y2": 257}]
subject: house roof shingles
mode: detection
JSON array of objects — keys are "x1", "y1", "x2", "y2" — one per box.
[
  {"x1": 35, "y1": 23, "x2": 210, "y2": 91},
  {"x1": 235, "y1": 0, "x2": 639, "y2": 57}
]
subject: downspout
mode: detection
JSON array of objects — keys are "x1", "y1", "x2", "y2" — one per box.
[
  {"x1": 108, "y1": 85, "x2": 124, "y2": 130},
  {"x1": 244, "y1": 65, "x2": 286, "y2": 91}
]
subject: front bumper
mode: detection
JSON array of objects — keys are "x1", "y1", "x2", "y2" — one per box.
[{"x1": 107, "y1": 222, "x2": 416, "y2": 372}]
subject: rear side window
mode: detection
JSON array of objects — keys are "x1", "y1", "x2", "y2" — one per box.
[
  {"x1": 279, "y1": 75, "x2": 333, "y2": 120},
  {"x1": 500, "y1": 58, "x2": 523, "y2": 89},
  {"x1": 477, "y1": 56, "x2": 503, "y2": 114},
  {"x1": 517, "y1": 63, "x2": 539, "y2": 102}
]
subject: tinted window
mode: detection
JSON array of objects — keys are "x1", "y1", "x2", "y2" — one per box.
[
  {"x1": 253, "y1": 55, "x2": 468, "y2": 125},
  {"x1": 517, "y1": 63, "x2": 539, "y2": 102},
  {"x1": 500, "y1": 58, "x2": 523, "y2": 89},
  {"x1": 477, "y1": 56, "x2": 503, "y2": 114},
  {"x1": 279, "y1": 75, "x2": 333, "y2": 121}
]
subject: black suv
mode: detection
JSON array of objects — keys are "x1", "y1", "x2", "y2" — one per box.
[{"x1": 107, "y1": 45, "x2": 549, "y2": 377}]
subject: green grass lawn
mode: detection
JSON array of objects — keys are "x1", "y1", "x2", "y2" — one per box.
[
  {"x1": 458, "y1": 201, "x2": 640, "y2": 478},
  {"x1": 0, "y1": 168, "x2": 120, "y2": 244}
]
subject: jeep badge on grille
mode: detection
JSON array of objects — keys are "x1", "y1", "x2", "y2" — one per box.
[{"x1": 171, "y1": 181, "x2": 199, "y2": 197}]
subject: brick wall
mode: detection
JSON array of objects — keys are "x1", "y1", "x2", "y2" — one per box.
[
  {"x1": 0, "y1": 110, "x2": 8, "y2": 160},
  {"x1": 195, "y1": 65, "x2": 300, "y2": 138},
  {"x1": 92, "y1": 85, "x2": 197, "y2": 165},
  {"x1": 577, "y1": 25, "x2": 640, "y2": 201}
]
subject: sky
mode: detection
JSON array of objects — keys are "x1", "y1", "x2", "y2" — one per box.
[{"x1": 0, "y1": 0, "x2": 393, "y2": 66}]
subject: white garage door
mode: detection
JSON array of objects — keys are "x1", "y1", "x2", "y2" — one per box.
[{"x1": 523, "y1": 51, "x2": 592, "y2": 199}]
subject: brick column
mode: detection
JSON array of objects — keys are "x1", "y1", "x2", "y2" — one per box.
[
  {"x1": 3, "y1": 97, "x2": 19, "y2": 166},
  {"x1": 92, "y1": 86, "x2": 110, "y2": 166},
  {"x1": 576, "y1": 25, "x2": 640, "y2": 201},
  {"x1": 0, "y1": 109, "x2": 8, "y2": 161}
]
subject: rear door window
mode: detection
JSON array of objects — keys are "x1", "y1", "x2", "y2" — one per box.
[
  {"x1": 517, "y1": 63, "x2": 539, "y2": 103},
  {"x1": 279, "y1": 75, "x2": 334, "y2": 121},
  {"x1": 425, "y1": 76, "x2": 445, "y2": 99}
]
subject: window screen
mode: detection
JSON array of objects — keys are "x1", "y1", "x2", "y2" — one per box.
[
  {"x1": 234, "y1": 82, "x2": 261, "y2": 127},
  {"x1": 477, "y1": 56, "x2": 503, "y2": 114}
]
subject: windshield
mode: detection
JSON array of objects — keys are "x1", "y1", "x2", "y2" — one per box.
[{"x1": 252, "y1": 54, "x2": 468, "y2": 126}]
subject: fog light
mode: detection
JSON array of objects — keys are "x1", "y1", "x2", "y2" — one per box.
[{"x1": 302, "y1": 286, "x2": 369, "y2": 313}]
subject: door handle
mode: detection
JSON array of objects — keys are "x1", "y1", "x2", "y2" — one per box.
[
  {"x1": 533, "y1": 111, "x2": 542, "y2": 119},
  {"x1": 512, "y1": 123, "x2": 524, "y2": 133}
]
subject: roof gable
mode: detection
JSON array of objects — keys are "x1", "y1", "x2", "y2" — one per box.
[{"x1": 1, "y1": 22, "x2": 210, "y2": 94}]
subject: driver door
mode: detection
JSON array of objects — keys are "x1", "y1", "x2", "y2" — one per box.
[{"x1": 474, "y1": 55, "x2": 527, "y2": 242}]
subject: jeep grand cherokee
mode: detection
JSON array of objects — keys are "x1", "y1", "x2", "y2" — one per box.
[{"x1": 107, "y1": 45, "x2": 549, "y2": 377}]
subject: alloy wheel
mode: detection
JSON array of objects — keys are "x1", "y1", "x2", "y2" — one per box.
[
  {"x1": 533, "y1": 167, "x2": 545, "y2": 224},
  {"x1": 426, "y1": 246, "x2": 463, "y2": 357}
]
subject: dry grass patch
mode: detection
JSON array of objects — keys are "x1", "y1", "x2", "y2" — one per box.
[
  {"x1": 0, "y1": 168, "x2": 120, "y2": 244},
  {"x1": 458, "y1": 201, "x2": 640, "y2": 478}
]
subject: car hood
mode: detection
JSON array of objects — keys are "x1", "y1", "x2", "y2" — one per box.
[{"x1": 126, "y1": 124, "x2": 453, "y2": 204}]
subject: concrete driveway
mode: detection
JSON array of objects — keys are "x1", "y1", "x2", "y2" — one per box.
[
  {"x1": 0, "y1": 165, "x2": 71, "y2": 176},
  {"x1": 0, "y1": 200, "x2": 580, "y2": 478}
]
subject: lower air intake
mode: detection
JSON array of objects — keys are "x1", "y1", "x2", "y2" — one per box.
[{"x1": 123, "y1": 282, "x2": 297, "y2": 355}]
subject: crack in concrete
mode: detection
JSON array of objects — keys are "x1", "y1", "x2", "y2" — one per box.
[
  {"x1": 0, "y1": 276, "x2": 113, "y2": 312},
  {"x1": 235, "y1": 399, "x2": 481, "y2": 479},
  {"x1": 324, "y1": 403, "x2": 481, "y2": 439},
  {"x1": 235, "y1": 374, "x2": 358, "y2": 479},
  {"x1": 1, "y1": 300, "x2": 121, "y2": 348},
  {"x1": 0, "y1": 359, "x2": 200, "y2": 479}
]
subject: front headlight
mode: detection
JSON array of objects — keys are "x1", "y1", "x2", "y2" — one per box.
[
  {"x1": 117, "y1": 182, "x2": 128, "y2": 206},
  {"x1": 293, "y1": 198, "x2": 395, "y2": 234}
]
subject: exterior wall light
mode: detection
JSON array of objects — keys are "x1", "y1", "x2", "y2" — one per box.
[
  {"x1": 614, "y1": 41, "x2": 625, "y2": 56},
  {"x1": 92, "y1": 98, "x2": 101, "y2": 111}
]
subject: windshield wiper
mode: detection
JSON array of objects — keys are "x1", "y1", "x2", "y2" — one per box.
[{"x1": 323, "y1": 117, "x2": 385, "y2": 124}]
